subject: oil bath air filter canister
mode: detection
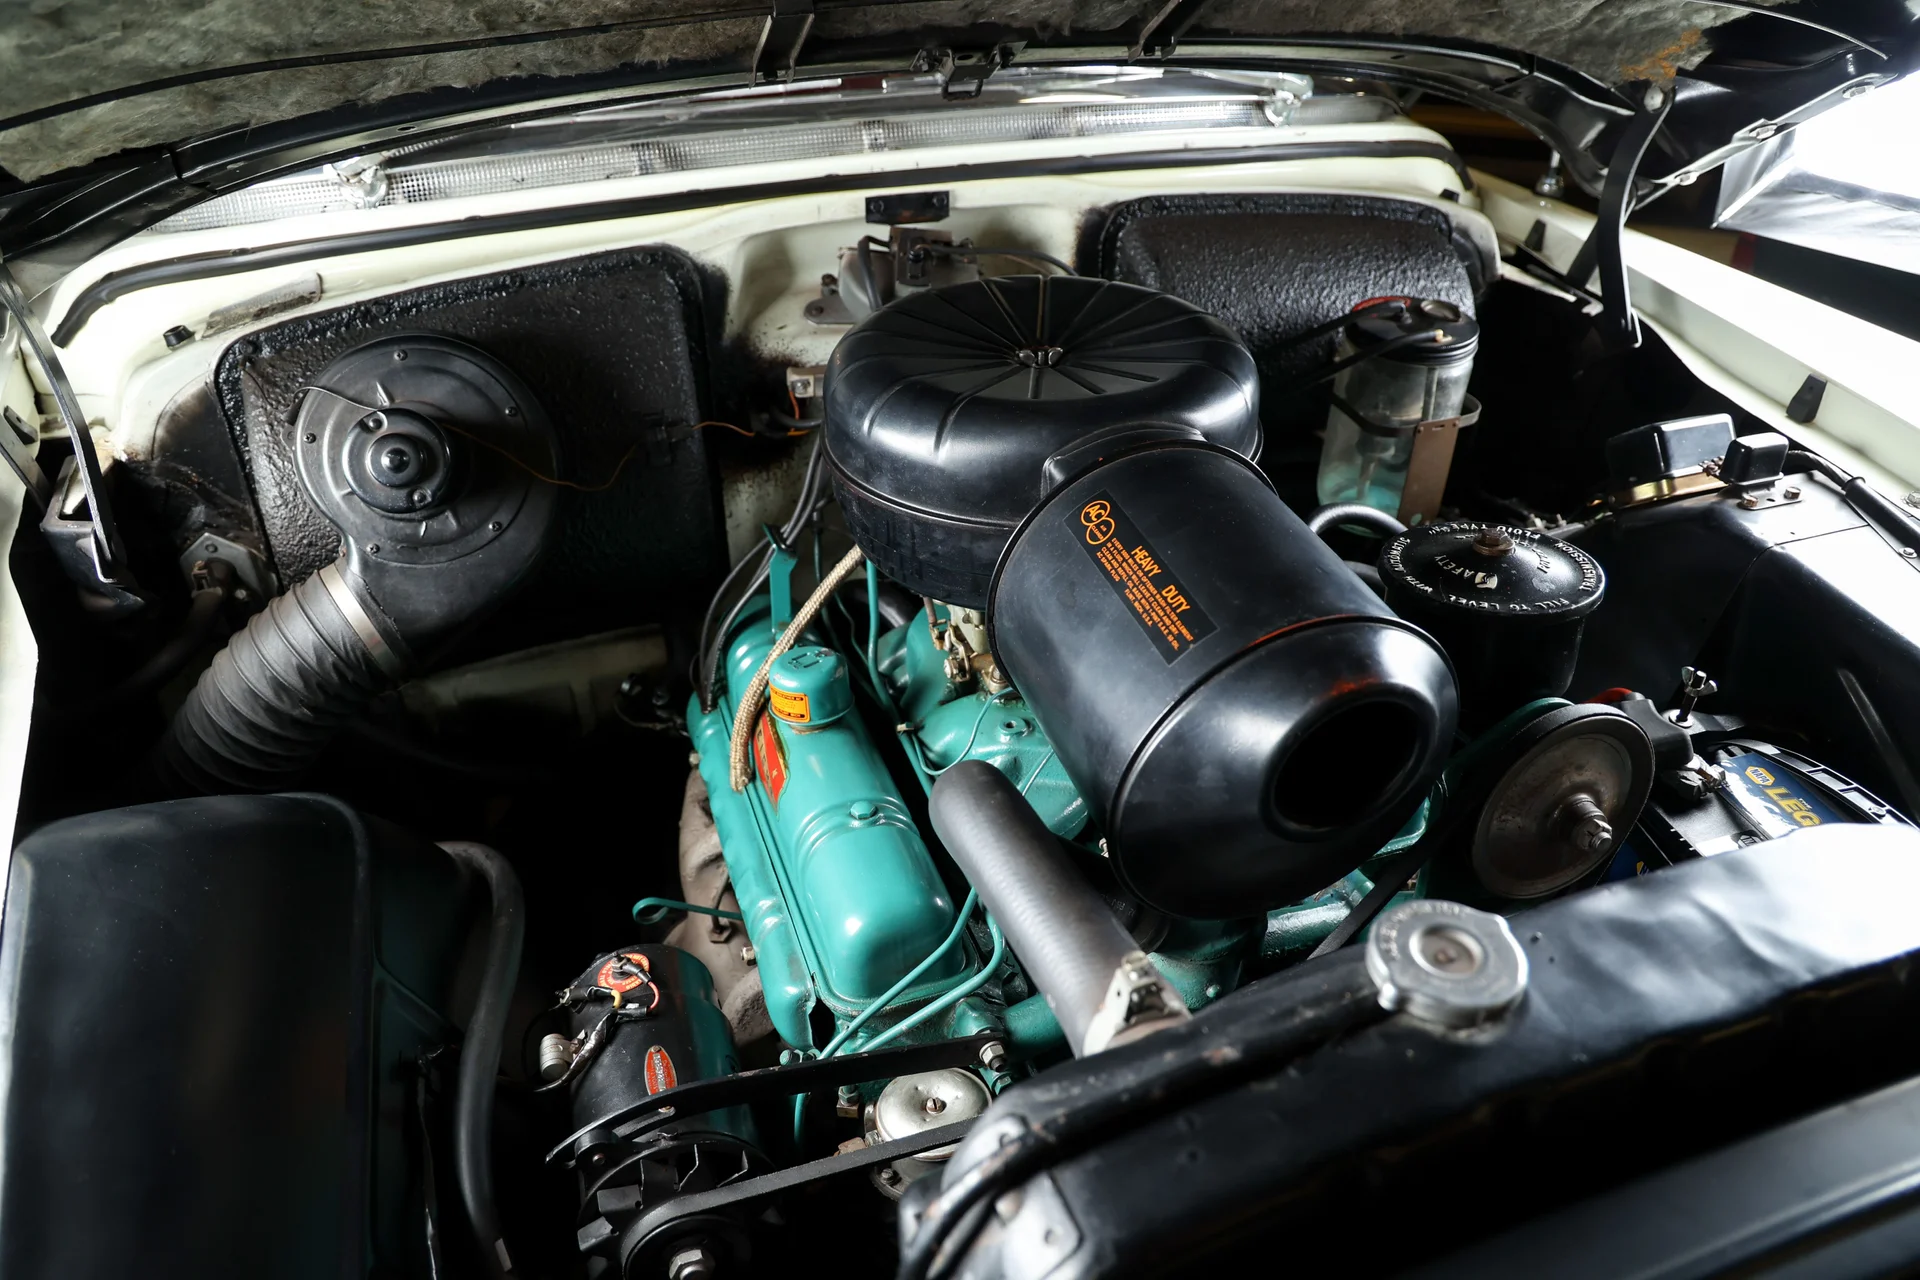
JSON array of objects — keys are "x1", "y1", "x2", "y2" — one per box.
[
  {"x1": 824, "y1": 276, "x2": 1261, "y2": 609},
  {"x1": 988, "y1": 440, "x2": 1458, "y2": 919},
  {"x1": 1378, "y1": 522, "x2": 1605, "y2": 731}
]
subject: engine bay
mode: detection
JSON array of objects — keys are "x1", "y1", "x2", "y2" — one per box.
[{"x1": 5, "y1": 71, "x2": 1920, "y2": 1280}]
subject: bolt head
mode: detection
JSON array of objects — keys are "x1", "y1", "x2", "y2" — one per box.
[
  {"x1": 667, "y1": 1245, "x2": 718, "y2": 1280},
  {"x1": 1569, "y1": 813, "x2": 1615, "y2": 855},
  {"x1": 1782, "y1": 486, "x2": 1801, "y2": 500},
  {"x1": 1413, "y1": 925, "x2": 1483, "y2": 976},
  {"x1": 1903, "y1": 548, "x2": 1918, "y2": 560}
]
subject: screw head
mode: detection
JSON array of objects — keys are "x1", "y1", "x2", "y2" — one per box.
[
  {"x1": 1414, "y1": 925, "x2": 1483, "y2": 975},
  {"x1": 409, "y1": 487, "x2": 431, "y2": 506},
  {"x1": 503, "y1": 405, "x2": 519, "y2": 417},
  {"x1": 303, "y1": 432, "x2": 317, "y2": 444},
  {"x1": 1845, "y1": 83, "x2": 1872, "y2": 99},
  {"x1": 1903, "y1": 548, "x2": 1918, "y2": 560},
  {"x1": 393, "y1": 349, "x2": 408, "y2": 362},
  {"x1": 488, "y1": 520, "x2": 504, "y2": 532},
  {"x1": 366, "y1": 543, "x2": 381, "y2": 555}
]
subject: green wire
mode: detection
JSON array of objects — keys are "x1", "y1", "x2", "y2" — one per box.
[
  {"x1": 630, "y1": 896, "x2": 745, "y2": 925},
  {"x1": 793, "y1": 564, "x2": 1007, "y2": 1149},
  {"x1": 794, "y1": 888, "x2": 985, "y2": 1145},
  {"x1": 860, "y1": 913, "x2": 1005, "y2": 1054},
  {"x1": 924, "y1": 689, "x2": 1019, "y2": 775}
]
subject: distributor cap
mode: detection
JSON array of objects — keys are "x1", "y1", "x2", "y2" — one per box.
[{"x1": 1381, "y1": 521, "x2": 1604, "y2": 622}]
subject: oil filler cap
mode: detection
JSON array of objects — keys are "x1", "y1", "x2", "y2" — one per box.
[{"x1": 1365, "y1": 899, "x2": 1529, "y2": 1029}]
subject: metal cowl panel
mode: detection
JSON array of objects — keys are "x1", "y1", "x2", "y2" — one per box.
[{"x1": 824, "y1": 275, "x2": 1260, "y2": 607}]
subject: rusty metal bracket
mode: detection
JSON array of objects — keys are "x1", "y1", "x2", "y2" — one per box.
[
  {"x1": 747, "y1": 0, "x2": 814, "y2": 87},
  {"x1": 1131, "y1": 0, "x2": 1216, "y2": 57},
  {"x1": 915, "y1": 43, "x2": 1022, "y2": 100}
]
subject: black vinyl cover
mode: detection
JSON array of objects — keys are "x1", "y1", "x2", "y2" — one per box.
[
  {"x1": 0, "y1": 795, "x2": 479, "y2": 1279},
  {"x1": 936, "y1": 824, "x2": 1920, "y2": 1278}
]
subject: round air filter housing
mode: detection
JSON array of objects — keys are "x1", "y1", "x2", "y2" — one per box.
[
  {"x1": 824, "y1": 275, "x2": 1260, "y2": 607},
  {"x1": 1380, "y1": 522, "x2": 1605, "y2": 729}
]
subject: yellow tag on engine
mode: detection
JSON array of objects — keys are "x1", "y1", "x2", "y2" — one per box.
[{"x1": 769, "y1": 686, "x2": 812, "y2": 724}]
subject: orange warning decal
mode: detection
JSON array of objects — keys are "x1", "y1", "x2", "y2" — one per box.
[
  {"x1": 644, "y1": 1045, "x2": 678, "y2": 1094},
  {"x1": 769, "y1": 686, "x2": 812, "y2": 724},
  {"x1": 1071, "y1": 492, "x2": 1216, "y2": 662},
  {"x1": 753, "y1": 712, "x2": 789, "y2": 806},
  {"x1": 596, "y1": 952, "x2": 651, "y2": 993}
]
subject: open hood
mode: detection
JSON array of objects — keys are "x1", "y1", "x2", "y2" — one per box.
[{"x1": 0, "y1": 0, "x2": 1914, "y2": 263}]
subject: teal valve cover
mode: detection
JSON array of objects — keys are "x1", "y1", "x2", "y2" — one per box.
[{"x1": 691, "y1": 605, "x2": 965, "y2": 1049}]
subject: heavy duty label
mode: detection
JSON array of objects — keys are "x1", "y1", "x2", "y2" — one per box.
[
  {"x1": 1070, "y1": 492, "x2": 1216, "y2": 661},
  {"x1": 644, "y1": 1045, "x2": 678, "y2": 1094},
  {"x1": 769, "y1": 686, "x2": 812, "y2": 724},
  {"x1": 753, "y1": 711, "x2": 789, "y2": 806}
]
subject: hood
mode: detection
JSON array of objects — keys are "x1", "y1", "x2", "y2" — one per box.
[{"x1": 0, "y1": 1, "x2": 1913, "y2": 258}]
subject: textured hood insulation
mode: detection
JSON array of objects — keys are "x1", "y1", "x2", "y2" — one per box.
[{"x1": 0, "y1": 0, "x2": 1770, "y2": 181}]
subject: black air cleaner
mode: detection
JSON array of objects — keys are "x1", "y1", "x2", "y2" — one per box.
[{"x1": 828, "y1": 277, "x2": 1457, "y2": 917}]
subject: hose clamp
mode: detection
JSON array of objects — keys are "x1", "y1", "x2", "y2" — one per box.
[
  {"x1": 1080, "y1": 950, "x2": 1190, "y2": 1056},
  {"x1": 318, "y1": 562, "x2": 408, "y2": 678}
]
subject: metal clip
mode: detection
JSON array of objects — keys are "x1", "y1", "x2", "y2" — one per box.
[{"x1": 1080, "y1": 950, "x2": 1189, "y2": 1056}]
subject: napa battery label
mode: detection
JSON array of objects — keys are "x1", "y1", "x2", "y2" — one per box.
[
  {"x1": 1722, "y1": 753, "x2": 1847, "y2": 837},
  {"x1": 1071, "y1": 492, "x2": 1216, "y2": 661}
]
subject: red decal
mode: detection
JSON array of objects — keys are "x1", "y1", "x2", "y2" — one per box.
[
  {"x1": 644, "y1": 1045, "x2": 678, "y2": 1094},
  {"x1": 596, "y1": 952, "x2": 650, "y2": 993},
  {"x1": 753, "y1": 712, "x2": 789, "y2": 806}
]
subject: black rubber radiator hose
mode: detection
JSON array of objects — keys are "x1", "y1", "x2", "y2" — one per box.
[
  {"x1": 160, "y1": 563, "x2": 409, "y2": 792},
  {"x1": 929, "y1": 761, "x2": 1156, "y2": 1057}
]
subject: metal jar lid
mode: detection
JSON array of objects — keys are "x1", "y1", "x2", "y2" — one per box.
[{"x1": 1345, "y1": 297, "x2": 1480, "y2": 367}]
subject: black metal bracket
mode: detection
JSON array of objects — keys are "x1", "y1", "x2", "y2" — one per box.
[
  {"x1": 915, "y1": 43, "x2": 1023, "y2": 100},
  {"x1": 865, "y1": 191, "x2": 950, "y2": 226},
  {"x1": 0, "y1": 264, "x2": 142, "y2": 612},
  {"x1": 747, "y1": 0, "x2": 814, "y2": 87},
  {"x1": 545, "y1": 1030, "x2": 1000, "y2": 1167},
  {"x1": 1131, "y1": 0, "x2": 1216, "y2": 57},
  {"x1": 1567, "y1": 81, "x2": 1672, "y2": 352}
]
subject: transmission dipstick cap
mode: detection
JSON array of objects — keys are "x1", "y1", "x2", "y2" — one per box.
[{"x1": 1365, "y1": 899, "x2": 1529, "y2": 1028}]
